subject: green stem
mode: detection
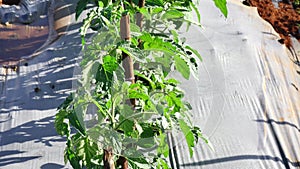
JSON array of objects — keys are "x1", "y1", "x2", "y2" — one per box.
[{"x1": 89, "y1": 97, "x2": 114, "y2": 122}]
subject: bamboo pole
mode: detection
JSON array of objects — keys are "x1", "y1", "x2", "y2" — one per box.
[
  {"x1": 115, "y1": 4, "x2": 134, "y2": 169},
  {"x1": 121, "y1": 14, "x2": 135, "y2": 85},
  {"x1": 104, "y1": 1, "x2": 145, "y2": 168},
  {"x1": 136, "y1": 0, "x2": 145, "y2": 31}
]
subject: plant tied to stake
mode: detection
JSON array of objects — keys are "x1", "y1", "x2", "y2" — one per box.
[{"x1": 55, "y1": 0, "x2": 227, "y2": 168}]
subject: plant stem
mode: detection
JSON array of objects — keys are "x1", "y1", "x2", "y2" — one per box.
[{"x1": 116, "y1": 2, "x2": 134, "y2": 168}]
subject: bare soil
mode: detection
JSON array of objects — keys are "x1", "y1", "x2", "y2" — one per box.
[{"x1": 244, "y1": 0, "x2": 300, "y2": 48}]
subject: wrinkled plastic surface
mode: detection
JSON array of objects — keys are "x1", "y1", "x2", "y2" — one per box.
[{"x1": 0, "y1": 0, "x2": 50, "y2": 24}]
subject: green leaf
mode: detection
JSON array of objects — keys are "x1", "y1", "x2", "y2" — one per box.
[
  {"x1": 118, "y1": 119, "x2": 135, "y2": 137},
  {"x1": 65, "y1": 148, "x2": 81, "y2": 169},
  {"x1": 157, "y1": 133, "x2": 169, "y2": 158},
  {"x1": 167, "y1": 92, "x2": 183, "y2": 108},
  {"x1": 118, "y1": 104, "x2": 134, "y2": 118},
  {"x1": 128, "y1": 157, "x2": 151, "y2": 169},
  {"x1": 130, "y1": 23, "x2": 142, "y2": 34},
  {"x1": 192, "y1": 126, "x2": 214, "y2": 151},
  {"x1": 55, "y1": 109, "x2": 70, "y2": 136},
  {"x1": 137, "y1": 137, "x2": 156, "y2": 149},
  {"x1": 58, "y1": 94, "x2": 73, "y2": 110},
  {"x1": 170, "y1": 30, "x2": 179, "y2": 43},
  {"x1": 119, "y1": 44, "x2": 146, "y2": 63},
  {"x1": 162, "y1": 9, "x2": 185, "y2": 20},
  {"x1": 156, "y1": 158, "x2": 170, "y2": 169},
  {"x1": 152, "y1": 7, "x2": 163, "y2": 14},
  {"x1": 135, "y1": 122, "x2": 144, "y2": 135},
  {"x1": 138, "y1": 8, "x2": 151, "y2": 20},
  {"x1": 185, "y1": 45, "x2": 202, "y2": 61},
  {"x1": 212, "y1": 0, "x2": 228, "y2": 17},
  {"x1": 190, "y1": 2, "x2": 201, "y2": 24},
  {"x1": 146, "y1": 0, "x2": 164, "y2": 6},
  {"x1": 128, "y1": 88, "x2": 149, "y2": 100},
  {"x1": 76, "y1": 0, "x2": 88, "y2": 20},
  {"x1": 103, "y1": 55, "x2": 118, "y2": 73},
  {"x1": 101, "y1": 0, "x2": 109, "y2": 7},
  {"x1": 178, "y1": 119, "x2": 195, "y2": 157},
  {"x1": 123, "y1": 148, "x2": 144, "y2": 158},
  {"x1": 76, "y1": 137, "x2": 98, "y2": 168},
  {"x1": 68, "y1": 109, "x2": 86, "y2": 135},
  {"x1": 174, "y1": 55, "x2": 190, "y2": 79}
]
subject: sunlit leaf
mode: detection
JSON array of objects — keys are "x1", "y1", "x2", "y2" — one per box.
[
  {"x1": 179, "y1": 119, "x2": 195, "y2": 157},
  {"x1": 128, "y1": 157, "x2": 151, "y2": 169},
  {"x1": 185, "y1": 45, "x2": 202, "y2": 61},
  {"x1": 212, "y1": 0, "x2": 228, "y2": 17},
  {"x1": 157, "y1": 133, "x2": 169, "y2": 158},
  {"x1": 174, "y1": 55, "x2": 190, "y2": 79},
  {"x1": 162, "y1": 9, "x2": 184, "y2": 20}
]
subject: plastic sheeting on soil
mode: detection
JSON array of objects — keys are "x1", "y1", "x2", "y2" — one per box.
[
  {"x1": 0, "y1": 0, "x2": 50, "y2": 24},
  {"x1": 0, "y1": 0, "x2": 299, "y2": 168},
  {"x1": 173, "y1": 0, "x2": 300, "y2": 168}
]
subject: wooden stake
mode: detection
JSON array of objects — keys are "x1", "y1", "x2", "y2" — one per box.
[
  {"x1": 103, "y1": 148, "x2": 115, "y2": 169},
  {"x1": 120, "y1": 15, "x2": 135, "y2": 84},
  {"x1": 120, "y1": 15, "x2": 131, "y2": 40}
]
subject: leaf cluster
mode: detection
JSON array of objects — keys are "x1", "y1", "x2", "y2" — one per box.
[{"x1": 55, "y1": 0, "x2": 226, "y2": 168}]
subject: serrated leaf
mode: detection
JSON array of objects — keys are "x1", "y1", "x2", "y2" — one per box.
[
  {"x1": 178, "y1": 119, "x2": 195, "y2": 157},
  {"x1": 103, "y1": 55, "x2": 118, "y2": 73},
  {"x1": 76, "y1": 137, "x2": 98, "y2": 168},
  {"x1": 212, "y1": 0, "x2": 228, "y2": 17},
  {"x1": 119, "y1": 45, "x2": 146, "y2": 63},
  {"x1": 174, "y1": 55, "x2": 190, "y2": 79},
  {"x1": 55, "y1": 109, "x2": 70, "y2": 136}
]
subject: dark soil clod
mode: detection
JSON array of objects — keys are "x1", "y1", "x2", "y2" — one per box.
[{"x1": 278, "y1": 39, "x2": 285, "y2": 44}]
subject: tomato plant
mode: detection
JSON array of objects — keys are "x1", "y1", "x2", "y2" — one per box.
[{"x1": 55, "y1": 0, "x2": 227, "y2": 168}]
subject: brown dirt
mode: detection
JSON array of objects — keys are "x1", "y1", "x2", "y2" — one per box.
[{"x1": 244, "y1": 0, "x2": 300, "y2": 48}]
